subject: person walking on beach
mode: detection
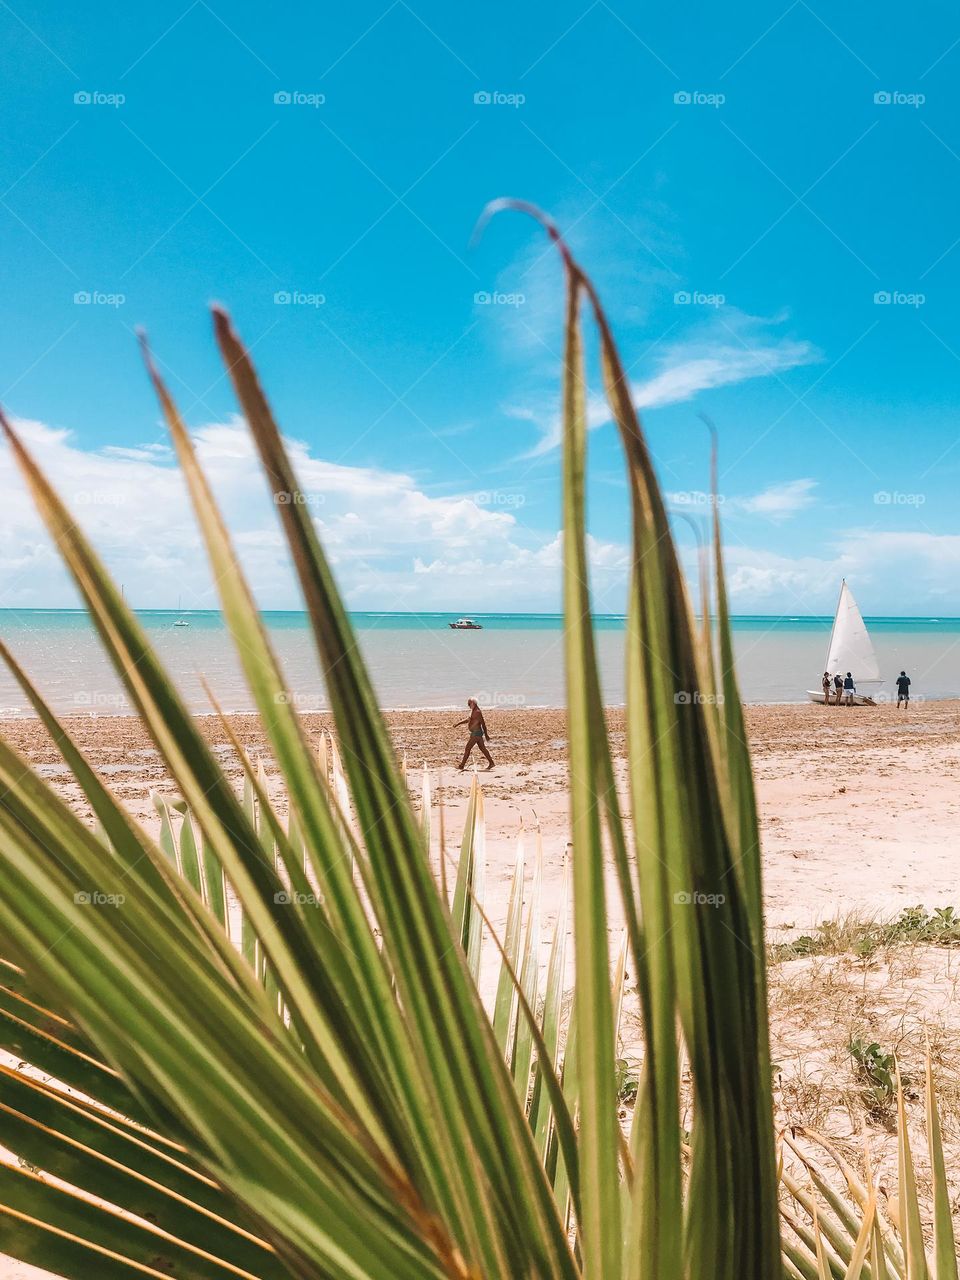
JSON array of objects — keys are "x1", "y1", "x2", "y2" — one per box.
[
  {"x1": 896, "y1": 670, "x2": 911, "y2": 708},
  {"x1": 833, "y1": 672, "x2": 844, "y2": 706},
  {"x1": 821, "y1": 671, "x2": 832, "y2": 704},
  {"x1": 454, "y1": 698, "x2": 495, "y2": 771},
  {"x1": 843, "y1": 672, "x2": 856, "y2": 706}
]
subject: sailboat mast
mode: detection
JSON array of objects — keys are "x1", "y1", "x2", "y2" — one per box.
[{"x1": 824, "y1": 578, "x2": 844, "y2": 672}]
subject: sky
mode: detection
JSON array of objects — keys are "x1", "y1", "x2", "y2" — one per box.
[{"x1": 1, "y1": 1, "x2": 959, "y2": 616}]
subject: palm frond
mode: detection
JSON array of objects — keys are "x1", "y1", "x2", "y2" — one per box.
[{"x1": 0, "y1": 210, "x2": 952, "y2": 1280}]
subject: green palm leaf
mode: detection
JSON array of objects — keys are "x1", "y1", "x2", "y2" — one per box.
[{"x1": 0, "y1": 208, "x2": 951, "y2": 1280}]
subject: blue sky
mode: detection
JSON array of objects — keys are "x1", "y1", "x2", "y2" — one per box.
[{"x1": 1, "y1": 1, "x2": 959, "y2": 615}]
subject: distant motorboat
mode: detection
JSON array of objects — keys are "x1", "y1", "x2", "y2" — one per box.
[
  {"x1": 807, "y1": 580, "x2": 881, "y2": 705},
  {"x1": 448, "y1": 617, "x2": 483, "y2": 630}
]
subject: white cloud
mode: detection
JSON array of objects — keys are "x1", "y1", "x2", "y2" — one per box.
[
  {"x1": 712, "y1": 529, "x2": 960, "y2": 614},
  {"x1": 723, "y1": 553, "x2": 836, "y2": 603},
  {"x1": 3, "y1": 419, "x2": 952, "y2": 619},
  {"x1": 835, "y1": 531, "x2": 960, "y2": 606},
  {"x1": 737, "y1": 478, "x2": 817, "y2": 519},
  {"x1": 0, "y1": 417, "x2": 627, "y2": 613}
]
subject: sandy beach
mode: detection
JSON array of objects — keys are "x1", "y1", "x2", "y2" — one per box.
[
  {"x1": 4, "y1": 699, "x2": 960, "y2": 1277},
  {"x1": 4, "y1": 699, "x2": 958, "y2": 931}
]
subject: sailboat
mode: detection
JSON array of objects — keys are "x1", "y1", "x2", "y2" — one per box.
[
  {"x1": 807, "y1": 580, "x2": 881, "y2": 705},
  {"x1": 173, "y1": 595, "x2": 189, "y2": 628}
]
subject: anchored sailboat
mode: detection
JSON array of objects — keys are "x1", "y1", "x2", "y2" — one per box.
[{"x1": 807, "y1": 580, "x2": 882, "y2": 705}]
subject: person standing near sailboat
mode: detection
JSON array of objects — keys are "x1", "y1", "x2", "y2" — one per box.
[{"x1": 896, "y1": 670, "x2": 911, "y2": 707}]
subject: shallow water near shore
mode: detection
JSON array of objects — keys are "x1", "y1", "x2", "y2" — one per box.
[{"x1": 1, "y1": 609, "x2": 958, "y2": 715}]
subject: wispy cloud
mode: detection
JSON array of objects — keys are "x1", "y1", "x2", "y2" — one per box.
[
  {"x1": 666, "y1": 478, "x2": 817, "y2": 522},
  {"x1": 511, "y1": 310, "x2": 820, "y2": 456},
  {"x1": 738, "y1": 478, "x2": 817, "y2": 519},
  {"x1": 630, "y1": 339, "x2": 815, "y2": 412}
]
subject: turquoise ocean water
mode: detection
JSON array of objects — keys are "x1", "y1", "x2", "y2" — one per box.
[{"x1": 0, "y1": 610, "x2": 957, "y2": 715}]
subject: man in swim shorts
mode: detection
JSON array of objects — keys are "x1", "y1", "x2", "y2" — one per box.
[{"x1": 454, "y1": 697, "x2": 495, "y2": 771}]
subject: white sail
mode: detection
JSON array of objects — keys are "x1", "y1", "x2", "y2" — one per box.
[{"x1": 824, "y1": 581, "x2": 880, "y2": 682}]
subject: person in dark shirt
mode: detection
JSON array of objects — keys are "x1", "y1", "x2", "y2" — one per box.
[
  {"x1": 842, "y1": 672, "x2": 856, "y2": 706},
  {"x1": 896, "y1": 670, "x2": 911, "y2": 708},
  {"x1": 833, "y1": 672, "x2": 843, "y2": 707}
]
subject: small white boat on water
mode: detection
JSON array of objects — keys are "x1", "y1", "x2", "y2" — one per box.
[
  {"x1": 448, "y1": 617, "x2": 483, "y2": 630},
  {"x1": 807, "y1": 580, "x2": 882, "y2": 705}
]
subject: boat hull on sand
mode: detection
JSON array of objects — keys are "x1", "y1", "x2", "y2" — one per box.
[{"x1": 806, "y1": 689, "x2": 878, "y2": 706}]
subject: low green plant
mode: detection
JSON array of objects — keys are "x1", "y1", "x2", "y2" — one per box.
[
  {"x1": 848, "y1": 1038, "x2": 903, "y2": 1121},
  {"x1": 614, "y1": 1056, "x2": 640, "y2": 1108},
  {"x1": 771, "y1": 905, "x2": 960, "y2": 964}
]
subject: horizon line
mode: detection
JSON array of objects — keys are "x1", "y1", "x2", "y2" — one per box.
[{"x1": 1, "y1": 608, "x2": 958, "y2": 622}]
